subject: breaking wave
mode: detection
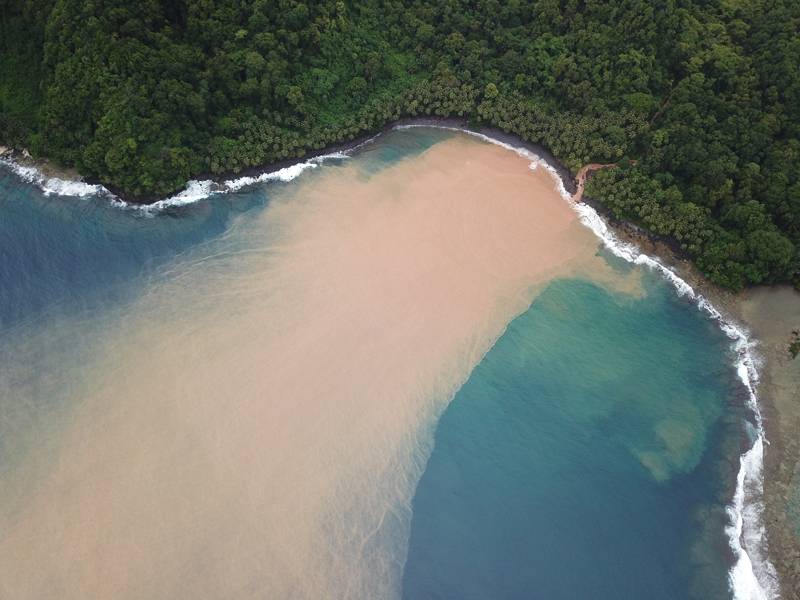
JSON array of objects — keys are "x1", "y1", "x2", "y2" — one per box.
[
  {"x1": 0, "y1": 152, "x2": 350, "y2": 214},
  {"x1": 0, "y1": 157, "x2": 107, "y2": 198}
]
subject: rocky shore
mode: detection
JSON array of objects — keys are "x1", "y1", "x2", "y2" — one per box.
[
  {"x1": 586, "y1": 192, "x2": 800, "y2": 600},
  {"x1": 0, "y1": 145, "x2": 82, "y2": 182}
]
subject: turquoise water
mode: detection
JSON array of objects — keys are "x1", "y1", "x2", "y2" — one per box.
[
  {"x1": 403, "y1": 272, "x2": 742, "y2": 599},
  {"x1": 0, "y1": 130, "x2": 746, "y2": 598}
]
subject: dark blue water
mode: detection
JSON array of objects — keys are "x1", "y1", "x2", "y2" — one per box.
[
  {"x1": 0, "y1": 175, "x2": 235, "y2": 328},
  {"x1": 403, "y1": 274, "x2": 741, "y2": 600}
]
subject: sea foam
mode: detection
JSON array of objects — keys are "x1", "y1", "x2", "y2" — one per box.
[
  {"x1": 568, "y1": 191, "x2": 779, "y2": 600},
  {"x1": 126, "y1": 153, "x2": 351, "y2": 213},
  {"x1": 0, "y1": 157, "x2": 108, "y2": 198},
  {"x1": 1, "y1": 151, "x2": 350, "y2": 213}
]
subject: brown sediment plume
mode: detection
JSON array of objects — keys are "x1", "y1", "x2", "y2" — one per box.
[{"x1": 0, "y1": 134, "x2": 622, "y2": 599}]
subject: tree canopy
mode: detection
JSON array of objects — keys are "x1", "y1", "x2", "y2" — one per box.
[{"x1": 1, "y1": 0, "x2": 798, "y2": 290}]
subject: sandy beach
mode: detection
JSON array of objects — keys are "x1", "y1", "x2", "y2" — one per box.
[
  {"x1": 0, "y1": 145, "x2": 82, "y2": 181},
  {"x1": 739, "y1": 288, "x2": 800, "y2": 598}
]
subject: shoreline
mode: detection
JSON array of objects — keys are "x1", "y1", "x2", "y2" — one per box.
[
  {"x1": 2, "y1": 119, "x2": 798, "y2": 598},
  {"x1": 578, "y1": 176, "x2": 800, "y2": 600},
  {"x1": 582, "y1": 185, "x2": 800, "y2": 600},
  {"x1": 1, "y1": 117, "x2": 576, "y2": 205},
  {"x1": 119, "y1": 116, "x2": 578, "y2": 205}
]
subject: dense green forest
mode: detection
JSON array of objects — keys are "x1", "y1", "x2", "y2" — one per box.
[{"x1": 0, "y1": 0, "x2": 798, "y2": 290}]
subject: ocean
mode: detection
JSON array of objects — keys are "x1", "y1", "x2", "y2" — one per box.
[
  {"x1": 0, "y1": 128, "x2": 774, "y2": 599},
  {"x1": 402, "y1": 273, "x2": 740, "y2": 600}
]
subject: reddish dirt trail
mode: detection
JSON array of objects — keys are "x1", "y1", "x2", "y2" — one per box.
[
  {"x1": 572, "y1": 86, "x2": 674, "y2": 201},
  {"x1": 649, "y1": 86, "x2": 677, "y2": 128},
  {"x1": 573, "y1": 163, "x2": 615, "y2": 201},
  {"x1": 573, "y1": 160, "x2": 637, "y2": 202}
]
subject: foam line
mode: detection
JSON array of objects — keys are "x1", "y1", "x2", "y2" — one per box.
[
  {"x1": 519, "y1": 142, "x2": 779, "y2": 600},
  {"x1": 569, "y1": 203, "x2": 779, "y2": 600},
  {"x1": 0, "y1": 157, "x2": 108, "y2": 198},
  {"x1": 1, "y1": 152, "x2": 351, "y2": 213},
  {"x1": 115, "y1": 152, "x2": 354, "y2": 214}
]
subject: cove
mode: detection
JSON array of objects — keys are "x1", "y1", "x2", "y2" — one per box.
[
  {"x1": 403, "y1": 270, "x2": 743, "y2": 600},
  {"x1": 0, "y1": 128, "x2": 752, "y2": 599}
]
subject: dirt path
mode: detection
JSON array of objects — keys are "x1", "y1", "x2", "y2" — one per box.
[
  {"x1": 649, "y1": 86, "x2": 677, "y2": 128},
  {"x1": 573, "y1": 163, "x2": 616, "y2": 201},
  {"x1": 573, "y1": 160, "x2": 641, "y2": 202}
]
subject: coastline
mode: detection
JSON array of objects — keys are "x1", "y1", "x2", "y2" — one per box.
[
  {"x1": 583, "y1": 189, "x2": 800, "y2": 600},
  {"x1": 737, "y1": 287, "x2": 800, "y2": 600},
  {"x1": 0, "y1": 117, "x2": 576, "y2": 206},
  {"x1": 2, "y1": 119, "x2": 798, "y2": 598},
  {"x1": 0, "y1": 146, "x2": 81, "y2": 181}
]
